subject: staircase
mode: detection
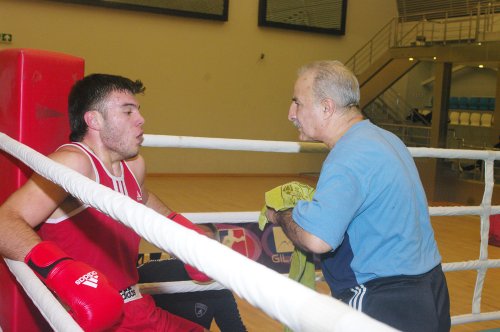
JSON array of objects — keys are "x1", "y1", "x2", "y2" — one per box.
[
  {"x1": 346, "y1": 3, "x2": 500, "y2": 78},
  {"x1": 344, "y1": 2, "x2": 500, "y2": 147},
  {"x1": 359, "y1": 55, "x2": 419, "y2": 109}
]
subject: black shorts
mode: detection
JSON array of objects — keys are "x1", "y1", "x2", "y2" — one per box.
[{"x1": 337, "y1": 264, "x2": 450, "y2": 332}]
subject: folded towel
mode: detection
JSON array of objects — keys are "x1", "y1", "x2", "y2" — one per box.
[
  {"x1": 259, "y1": 181, "x2": 316, "y2": 332},
  {"x1": 258, "y1": 181, "x2": 316, "y2": 229}
]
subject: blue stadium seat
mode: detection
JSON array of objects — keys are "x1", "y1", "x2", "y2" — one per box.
[
  {"x1": 479, "y1": 97, "x2": 490, "y2": 111},
  {"x1": 449, "y1": 97, "x2": 459, "y2": 109},
  {"x1": 469, "y1": 97, "x2": 479, "y2": 110},
  {"x1": 488, "y1": 97, "x2": 496, "y2": 111},
  {"x1": 458, "y1": 97, "x2": 469, "y2": 109}
]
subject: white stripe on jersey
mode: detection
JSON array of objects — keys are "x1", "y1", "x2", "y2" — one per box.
[{"x1": 112, "y1": 177, "x2": 129, "y2": 196}]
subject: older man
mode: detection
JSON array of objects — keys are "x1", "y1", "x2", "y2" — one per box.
[{"x1": 266, "y1": 60, "x2": 450, "y2": 332}]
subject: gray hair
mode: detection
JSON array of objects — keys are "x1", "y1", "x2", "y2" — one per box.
[{"x1": 298, "y1": 60, "x2": 360, "y2": 109}]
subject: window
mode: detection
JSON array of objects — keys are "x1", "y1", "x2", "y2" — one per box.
[{"x1": 258, "y1": 0, "x2": 347, "y2": 35}]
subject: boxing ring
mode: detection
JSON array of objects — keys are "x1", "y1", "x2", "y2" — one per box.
[{"x1": 1, "y1": 132, "x2": 500, "y2": 331}]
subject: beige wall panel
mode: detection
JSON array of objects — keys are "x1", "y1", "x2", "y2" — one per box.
[{"x1": 0, "y1": 0, "x2": 397, "y2": 173}]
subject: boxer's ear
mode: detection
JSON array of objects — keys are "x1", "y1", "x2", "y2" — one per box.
[{"x1": 84, "y1": 110, "x2": 102, "y2": 130}]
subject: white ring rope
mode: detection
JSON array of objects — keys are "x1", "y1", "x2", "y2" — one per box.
[
  {"x1": 141, "y1": 134, "x2": 500, "y2": 326},
  {"x1": 139, "y1": 280, "x2": 226, "y2": 295},
  {"x1": 4, "y1": 259, "x2": 83, "y2": 332},
  {"x1": 143, "y1": 134, "x2": 328, "y2": 153},
  {"x1": 3, "y1": 132, "x2": 500, "y2": 329},
  {"x1": 183, "y1": 211, "x2": 261, "y2": 224},
  {"x1": 0, "y1": 132, "x2": 396, "y2": 332}
]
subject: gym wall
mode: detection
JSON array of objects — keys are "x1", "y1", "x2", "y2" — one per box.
[{"x1": 0, "y1": 0, "x2": 397, "y2": 174}]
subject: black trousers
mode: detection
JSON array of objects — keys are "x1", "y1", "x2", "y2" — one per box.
[
  {"x1": 138, "y1": 259, "x2": 247, "y2": 332},
  {"x1": 337, "y1": 264, "x2": 451, "y2": 332}
]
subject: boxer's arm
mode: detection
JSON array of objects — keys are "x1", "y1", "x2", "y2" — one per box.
[
  {"x1": 166, "y1": 212, "x2": 213, "y2": 282},
  {"x1": 127, "y1": 155, "x2": 208, "y2": 238},
  {"x1": 0, "y1": 148, "x2": 124, "y2": 330},
  {"x1": 143, "y1": 190, "x2": 172, "y2": 215},
  {"x1": 140, "y1": 188, "x2": 213, "y2": 282},
  {"x1": 126, "y1": 154, "x2": 173, "y2": 215},
  {"x1": 0, "y1": 148, "x2": 94, "y2": 260},
  {"x1": 126, "y1": 154, "x2": 211, "y2": 282},
  {"x1": 0, "y1": 204, "x2": 41, "y2": 260}
]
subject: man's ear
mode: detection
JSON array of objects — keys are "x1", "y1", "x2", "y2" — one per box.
[
  {"x1": 84, "y1": 110, "x2": 101, "y2": 130},
  {"x1": 322, "y1": 98, "x2": 336, "y2": 118}
]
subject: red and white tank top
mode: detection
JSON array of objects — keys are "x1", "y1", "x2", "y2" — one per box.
[{"x1": 38, "y1": 142, "x2": 143, "y2": 290}]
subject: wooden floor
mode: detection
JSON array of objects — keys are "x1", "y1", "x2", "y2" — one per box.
[{"x1": 143, "y1": 174, "x2": 500, "y2": 332}]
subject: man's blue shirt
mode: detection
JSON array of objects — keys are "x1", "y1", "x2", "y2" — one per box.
[{"x1": 292, "y1": 120, "x2": 441, "y2": 295}]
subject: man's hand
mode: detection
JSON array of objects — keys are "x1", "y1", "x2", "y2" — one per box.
[
  {"x1": 264, "y1": 209, "x2": 332, "y2": 254},
  {"x1": 265, "y1": 208, "x2": 279, "y2": 225}
]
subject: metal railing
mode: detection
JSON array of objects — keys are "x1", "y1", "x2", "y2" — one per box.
[
  {"x1": 345, "y1": 18, "x2": 398, "y2": 76},
  {"x1": 446, "y1": 127, "x2": 500, "y2": 181},
  {"x1": 348, "y1": 3, "x2": 500, "y2": 149},
  {"x1": 364, "y1": 85, "x2": 432, "y2": 147},
  {"x1": 345, "y1": 3, "x2": 500, "y2": 77},
  {"x1": 377, "y1": 122, "x2": 431, "y2": 147},
  {"x1": 382, "y1": 88, "x2": 420, "y2": 122},
  {"x1": 364, "y1": 97, "x2": 401, "y2": 124}
]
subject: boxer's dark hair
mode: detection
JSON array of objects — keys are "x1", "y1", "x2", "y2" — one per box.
[{"x1": 68, "y1": 74, "x2": 145, "y2": 142}]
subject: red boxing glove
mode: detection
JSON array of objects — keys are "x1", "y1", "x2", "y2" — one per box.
[
  {"x1": 167, "y1": 212, "x2": 212, "y2": 282},
  {"x1": 25, "y1": 241, "x2": 123, "y2": 332}
]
